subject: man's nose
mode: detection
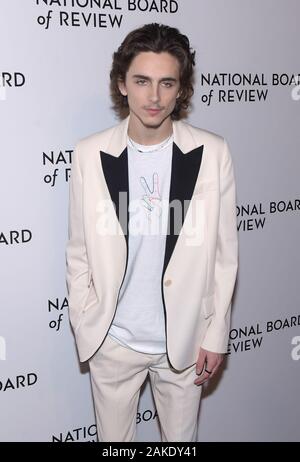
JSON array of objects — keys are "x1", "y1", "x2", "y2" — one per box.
[{"x1": 149, "y1": 84, "x2": 160, "y2": 102}]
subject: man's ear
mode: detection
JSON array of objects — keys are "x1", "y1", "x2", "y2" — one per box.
[{"x1": 118, "y1": 79, "x2": 127, "y2": 97}]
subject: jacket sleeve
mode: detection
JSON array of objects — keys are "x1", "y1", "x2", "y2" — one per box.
[
  {"x1": 201, "y1": 138, "x2": 239, "y2": 353},
  {"x1": 65, "y1": 141, "x2": 90, "y2": 331}
]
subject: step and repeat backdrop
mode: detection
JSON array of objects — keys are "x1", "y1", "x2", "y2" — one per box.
[{"x1": 0, "y1": 0, "x2": 299, "y2": 442}]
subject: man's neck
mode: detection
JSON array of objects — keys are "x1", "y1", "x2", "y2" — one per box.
[{"x1": 127, "y1": 114, "x2": 173, "y2": 146}]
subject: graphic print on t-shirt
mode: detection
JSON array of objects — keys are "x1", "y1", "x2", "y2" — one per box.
[{"x1": 139, "y1": 172, "x2": 162, "y2": 221}]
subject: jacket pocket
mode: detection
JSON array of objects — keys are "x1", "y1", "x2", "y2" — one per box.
[{"x1": 193, "y1": 179, "x2": 218, "y2": 195}]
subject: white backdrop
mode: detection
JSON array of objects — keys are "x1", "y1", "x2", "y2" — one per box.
[{"x1": 0, "y1": 0, "x2": 299, "y2": 442}]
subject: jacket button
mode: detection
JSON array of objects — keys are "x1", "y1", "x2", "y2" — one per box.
[{"x1": 164, "y1": 279, "x2": 172, "y2": 287}]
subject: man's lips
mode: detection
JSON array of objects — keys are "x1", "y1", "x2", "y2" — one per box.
[{"x1": 145, "y1": 108, "x2": 162, "y2": 115}]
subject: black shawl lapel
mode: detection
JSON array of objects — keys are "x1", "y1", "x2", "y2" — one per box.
[
  {"x1": 100, "y1": 147, "x2": 129, "y2": 247},
  {"x1": 162, "y1": 143, "x2": 204, "y2": 274}
]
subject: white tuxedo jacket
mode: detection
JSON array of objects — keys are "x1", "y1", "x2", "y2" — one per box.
[{"x1": 66, "y1": 115, "x2": 238, "y2": 371}]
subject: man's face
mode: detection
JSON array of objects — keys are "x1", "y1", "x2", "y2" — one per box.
[{"x1": 118, "y1": 51, "x2": 181, "y2": 129}]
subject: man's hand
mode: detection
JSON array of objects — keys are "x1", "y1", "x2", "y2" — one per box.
[{"x1": 194, "y1": 347, "x2": 224, "y2": 386}]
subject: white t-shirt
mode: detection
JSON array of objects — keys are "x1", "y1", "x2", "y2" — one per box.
[{"x1": 108, "y1": 133, "x2": 174, "y2": 354}]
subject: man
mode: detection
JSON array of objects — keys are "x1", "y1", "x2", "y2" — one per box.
[{"x1": 66, "y1": 23, "x2": 238, "y2": 442}]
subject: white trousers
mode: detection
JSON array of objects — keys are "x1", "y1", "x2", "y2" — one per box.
[{"x1": 88, "y1": 334, "x2": 203, "y2": 442}]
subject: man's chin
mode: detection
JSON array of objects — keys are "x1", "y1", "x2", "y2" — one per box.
[
  {"x1": 143, "y1": 120, "x2": 164, "y2": 129},
  {"x1": 129, "y1": 109, "x2": 172, "y2": 130},
  {"x1": 141, "y1": 113, "x2": 169, "y2": 129}
]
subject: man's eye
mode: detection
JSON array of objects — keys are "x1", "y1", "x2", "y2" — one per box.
[
  {"x1": 163, "y1": 82, "x2": 173, "y2": 88},
  {"x1": 136, "y1": 80, "x2": 146, "y2": 85}
]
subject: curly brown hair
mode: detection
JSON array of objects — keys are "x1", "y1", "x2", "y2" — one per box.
[{"x1": 109, "y1": 23, "x2": 196, "y2": 120}]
